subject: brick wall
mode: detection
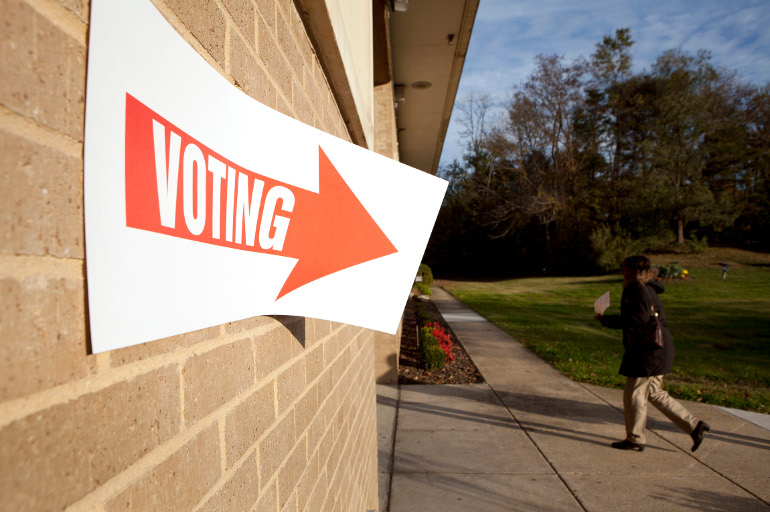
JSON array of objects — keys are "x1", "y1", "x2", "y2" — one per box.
[
  {"x1": 373, "y1": 82, "x2": 398, "y2": 161},
  {"x1": 0, "y1": 0, "x2": 380, "y2": 510}
]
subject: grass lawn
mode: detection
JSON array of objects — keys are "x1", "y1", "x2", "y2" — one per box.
[{"x1": 440, "y1": 248, "x2": 770, "y2": 413}]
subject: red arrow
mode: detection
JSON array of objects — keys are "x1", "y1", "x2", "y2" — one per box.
[
  {"x1": 277, "y1": 147, "x2": 398, "y2": 299},
  {"x1": 124, "y1": 94, "x2": 398, "y2": 300}
]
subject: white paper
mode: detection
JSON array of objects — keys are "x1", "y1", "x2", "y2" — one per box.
[
  {"x1": 83, "y1": 0, "x2": 448, "y2": 352},
  {"x1": 594, "y1": 291, "x2": 610, "y2": 315}
]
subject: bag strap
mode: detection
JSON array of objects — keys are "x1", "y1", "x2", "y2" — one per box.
[{"x1": 639, "y1": 283, "x2": 658, "y2": 316}]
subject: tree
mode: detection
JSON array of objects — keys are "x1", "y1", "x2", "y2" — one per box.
[
  {"x1": 428, "y1": 29, "x2": 769, "y2": 279},
  {"x1": 480, "y1": 54, "x2": 588, "y2": 256},
  {"x1": 639, "y1": 50, "x2": 737, "y2": 244},
  {"x1": 588, "y1": 28, "x2": 635, "y2": 219}
]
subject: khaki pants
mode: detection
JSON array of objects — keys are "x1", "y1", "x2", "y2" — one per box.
[{"x1": 624, "y1": 375, "x2": 699, "y2": 445}]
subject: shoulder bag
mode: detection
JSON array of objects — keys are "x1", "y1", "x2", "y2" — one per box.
[{"x1": 632, "y1": 284, "x2": 664, "y2": 349}]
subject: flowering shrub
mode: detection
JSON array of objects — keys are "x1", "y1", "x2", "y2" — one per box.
[{"x1": 420, "y1": 322, "x2": 454, "y2": 364}]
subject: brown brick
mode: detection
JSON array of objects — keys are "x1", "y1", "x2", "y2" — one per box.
[
  {"x1": 281, "y1": 490, "x2": 298, "y2": 512},
  {"x1": 276, "y1": 358, "x2": 306, "y2": 414},
  {"x1": 222, "y1": 0, "x2": 255, "y2": 42},
  {"x1": 255, "y1": 0, "x2": 276, "y2": 34},
  {"x1": 109, "y1": 325, "x2": 221, "y2": 366},
  {"x1": 198, "y1": 452, "x2": 259, "y2": 512},
  {"x1": 278, "y1": 439, "x2": 307, "y2": 510},
  {"x1": 275, "y1": 8, "x2": 303, "y2": 77},
  {"x1": 0, "y1": 365, "x2": 180, "y2": 511},
  {"x1": 59, "y1": 0, "x2": 90, "y2": 21},
  {"x1": 329, "y1": 355, "x2": 346, "y2": 390},
  {"x1": 230, "y1": 27, "x2": 277, "y2": 109},
  {"x1": 255, "y1": 479, "x2": 278, "y2": 512},
  {"x1": 225, "y1": 382, "x2": 275, "y2": 467},
  {"x1": 304, "y1": 343, "x2": 324, "y2": 383},
  {"x1": 293, "y1": 383, "x2": 318, "y2": 435},
  {"x1": 0, "y1": 274, "x2": 91, "y2": 400},
  {"x1": 316, "y1": 422, "x2": 334, "y2": 469},
  {"x1": 257, "y1": 15, "x2": 292, "y2": 98},
  {"x1": 107, "y1": 423, "x2": 220, "y2": 512},
  {"x1": 295, "y1": 450, "x2": 319, "y2": 512},
  {"x1": 292, "y1": 79, "x2": 314, "y2": 127},
  {"x1": 304, "y1": 317, "x2": 329, "y2": 345},
  {"x1": 254, "y1": 319, "x2": 301, "y2": 379},
  {"x1": 288, "y1": 6, "x2": 313, "y2": 70},
  {"x1": 225, "y1": 314, "x2": 274, "y2": 335},
  {"x1": 183, "y1": 338, "x2": 254, "y2": 424},
  {"x1": 0, "y1": 0, "x2": 86, "y2": 140},
  {"x1": 166, "y1": 0, "x2": 227, "y2": 67},
  {"x1": 259, "y1": 411, "x2": 295, "y2": 486},
  {"x1": 275, "y1": 93, "x2": 294, "y2": 119},
  {"x1": 306, "y1": 411, "x2": 325, "y2": 458},
  {"x1": 303, "y1": 467, "x2": 327, "y2": 512},
  {"x1": 0, "y1": 130, "x2": 84, "y2": 258},
  {"x1": 302, "y1": 67, "x2": 325, "y2": 121},
  {"x1": 270, "y1": 315, "x2": 306, "y2": 350}
]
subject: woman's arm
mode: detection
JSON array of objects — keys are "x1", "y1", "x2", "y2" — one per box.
[
  {"x1": 597, "y1": 283, "x2": 650, "y2": 330},
  {"x1": 599, "y1": 313, "x2": 623, "y2": 329}
]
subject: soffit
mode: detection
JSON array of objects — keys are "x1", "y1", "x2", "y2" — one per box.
[{"x1": 390, "y1": 0, "x2": 479, "y2": 174}]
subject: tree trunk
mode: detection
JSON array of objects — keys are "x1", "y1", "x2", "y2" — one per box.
[{"x1": 677, "y1": 218, "x2": 685, "y2": 245}]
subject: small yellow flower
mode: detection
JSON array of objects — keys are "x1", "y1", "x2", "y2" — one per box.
[{"x1": 682, "y1": 269, "x2": 689, "y2": 275}]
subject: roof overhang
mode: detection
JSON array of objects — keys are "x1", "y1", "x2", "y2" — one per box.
[{"x1": 389, "y1": 0, "x2": 479, "y2": 174}]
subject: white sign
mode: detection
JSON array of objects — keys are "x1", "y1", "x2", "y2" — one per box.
[
  {"x1": 594, "y1": 291, "x2": 610, "y2": 316},
  {"x1": 83, "y1": 0, "x2": 447, "y2": 353}
]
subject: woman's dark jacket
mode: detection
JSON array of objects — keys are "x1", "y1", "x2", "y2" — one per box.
[{"x1": 600, "y1": 280, "x2": 674, "y2": 377}]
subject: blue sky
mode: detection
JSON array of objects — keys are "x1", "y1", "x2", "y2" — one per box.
[{"x1": 439, "y1": 0, "x2": 770, "y2": 166}]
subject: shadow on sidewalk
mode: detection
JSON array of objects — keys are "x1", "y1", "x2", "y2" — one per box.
[
  {"x1": 652, "y1": 486, "x2": 767, "y2": 512},
  {"x1": 391, "y1": 452, "x2": 576, "y2": 512}
]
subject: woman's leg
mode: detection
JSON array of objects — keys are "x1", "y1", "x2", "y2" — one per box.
[
  {"x1": 647, "y1": 375, "x2": 698, "y2": 433},
  {"x1": 624, "y1": 376, "x2": 651, "y2": 444}
]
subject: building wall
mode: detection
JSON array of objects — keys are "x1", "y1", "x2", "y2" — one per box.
[
  {"x1": 373, "y1": 82, "x2": 398, "y2": 161},
  {"x1": 372, "y1": 81, "x2": 401, "y2": 384},
  {"x1": 0, "y1": 0, "x2": 380, "y2": 510}
]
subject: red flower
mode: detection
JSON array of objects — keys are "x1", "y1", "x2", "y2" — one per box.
[{"x1": 424, "y1": 322, "x2": 453, "y2": 363}]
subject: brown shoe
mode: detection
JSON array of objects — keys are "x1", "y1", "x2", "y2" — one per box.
[
  {"x1": 611, "y1": 440, "x2": 644, "y2": 452},
  {"x1": 691, "y1": 420, "x2": 711, "y2": 452}
]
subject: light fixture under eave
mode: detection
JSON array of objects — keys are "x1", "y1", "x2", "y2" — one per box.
[
  {"x1": 392, "y1": 0, "x2": 408, "y2": 12},
  {"x1": 411, "y1": 81, "x2": 432, "y2": 90}
]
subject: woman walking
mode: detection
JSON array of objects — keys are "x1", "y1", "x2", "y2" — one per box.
[{"x1": 595, "y1": 255, "x2": 710, "y2": 452}]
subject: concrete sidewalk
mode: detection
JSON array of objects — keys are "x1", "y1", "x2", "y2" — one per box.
[{"x1": 377, "y1": 287, "x2": 770, "y2": 512}]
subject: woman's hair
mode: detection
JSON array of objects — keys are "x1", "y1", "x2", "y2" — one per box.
[{"x1": 623, "y1": 255, "x2": 652, "y2": 282}]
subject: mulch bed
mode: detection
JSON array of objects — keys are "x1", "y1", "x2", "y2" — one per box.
[{"x1": 398, "y1": 294, "x2": 484, "y2": 385}]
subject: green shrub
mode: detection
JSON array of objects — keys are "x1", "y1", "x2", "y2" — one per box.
[
  {"x1": 417, "y1": 264, "x2": 433, "y2": 286},
  {"x1": 657, "y1": 263, "x2": 684, "y2": 279},
  {"x1": 420, "y1": 329, "x2": 449, "y2": 370},
  {"x1": 422, "y1": 344, "x2": 446, "y2": 371},
  {"x1": 415, "y1": 282, "x2": 432, "y2": 296},
  {"x1": 414, "y1": 299, "x2": 431, "y2": 328},
  {"x1": 591, "y1": 225, "x2": 646, "y2": 272},
  {"x1": 420, "y1": 330, "x2": 437, "y2": 349},
  {"x1": 687, "y1": 234, "x2": 708, "y2": 253}
]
